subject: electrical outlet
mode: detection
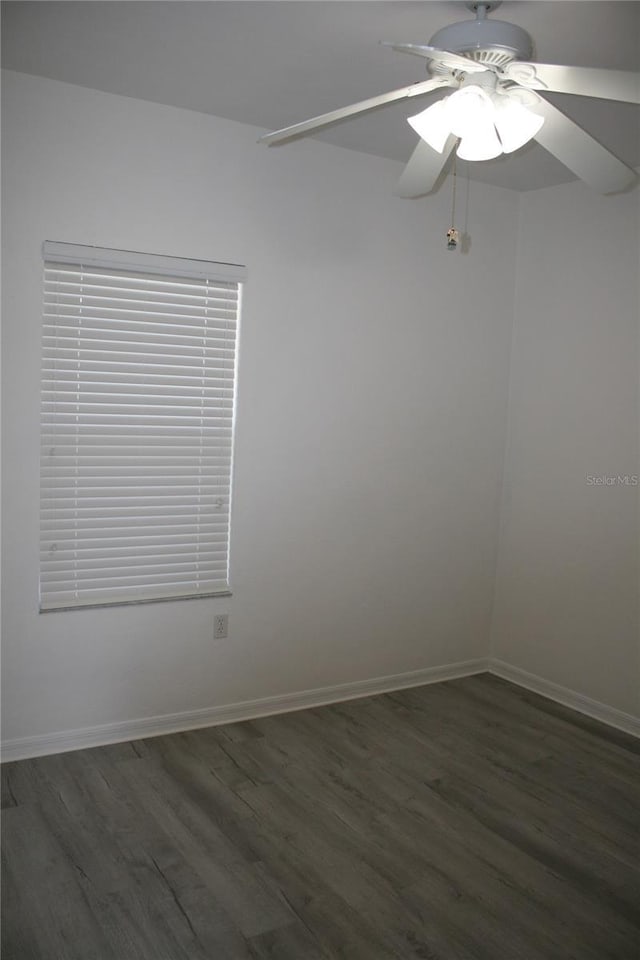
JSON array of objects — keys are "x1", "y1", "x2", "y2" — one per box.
[{"x1": 214, "y1": 614, "x2": 228, "y2": 639}]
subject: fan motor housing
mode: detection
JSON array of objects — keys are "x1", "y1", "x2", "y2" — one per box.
[{"x1": 429, "y1": 18, "x2": 533, "y2": 69}]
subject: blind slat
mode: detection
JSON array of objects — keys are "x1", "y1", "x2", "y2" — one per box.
[{"x1": 41, "y1": 520, "x2": 229, "y2": 534}]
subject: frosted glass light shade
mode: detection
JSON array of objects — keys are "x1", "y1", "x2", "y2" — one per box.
[
  {"x1": 408, "y1": 100, "x2": 450, "y2": 154},
  {"x1": 457, "y1": 127, "x2": 503, "y2": 161},
  {"x1": 445, "y1": 86, "x2": 493, "y2": 139},
  {"x1": 449, "y1": 87, "x2": 502, "y2": 161},
  {"x1": 493, "y1": 98, "x2": 544, "y2": 153}
]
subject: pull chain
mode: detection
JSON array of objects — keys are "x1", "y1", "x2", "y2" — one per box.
[{"x1": 446, "y1": 151, "x2": 460, "y2": 251}]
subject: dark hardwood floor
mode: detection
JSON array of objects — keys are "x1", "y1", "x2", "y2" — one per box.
[{"x1": 2, "y1": 673, "x2": 640, "y2": 959}]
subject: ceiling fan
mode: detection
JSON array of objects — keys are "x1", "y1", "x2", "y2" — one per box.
[{"x1": 259, "y1": 2, "x2": 639, "y2": 197}]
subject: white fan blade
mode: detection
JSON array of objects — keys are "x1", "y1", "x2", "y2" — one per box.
[
  {"x1": 259, "y1": 76, "x2": 453, "y2": 146},
  {"x1": 395, "y1": 136, "x2": 457, "y2": 198},
  {"x1": 504, "y1": 61, "x2": 640, "y2": 104},
  {"x1": 531, "y1": 97, "x2": 637, "y2": 194},
  {"x1": 382, "y1": 41, "x2": 486, "y2": 75}
]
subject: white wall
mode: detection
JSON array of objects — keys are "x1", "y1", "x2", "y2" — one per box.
[
  {"x1": 1, "y1": 71, "x2": 518, "y2": 745},
  {"x1": 491, "y1": 177, "x2": 639, "y2": 716}
]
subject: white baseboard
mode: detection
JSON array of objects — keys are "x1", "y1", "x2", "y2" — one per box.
[
  {"x1": 4, "y1": 655, "x2": 637, "y2": 762},
  {"x1": 1, "y1": 658, "x2": 489, "y2": 762},
  {"x1": 488, "y1": 658, "x2": 640, "y2": 739}
]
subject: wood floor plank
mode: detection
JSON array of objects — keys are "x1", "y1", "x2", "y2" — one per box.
[
  {"x1": 248, "y1": 707, "x2": 636, "y2": 957},
  {"x1": 248, "y1": 837, "x2": 404, "y2": 960},
  {"x1": 1, "y1": 803, "x2": 119, "y2": 960},
  {"x1": 246, "y1": 922, "x2": 333, "y2": 960},
  {"x1": 115, "y1": 756, "x2": 293, "y2": 939},
  {"x1": 2, "y1": 675, "x2": 639, "y2": 959}
]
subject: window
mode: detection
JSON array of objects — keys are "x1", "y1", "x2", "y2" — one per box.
[{"x1": 39, "y1": 242, "x2": 245, "y2": 611}]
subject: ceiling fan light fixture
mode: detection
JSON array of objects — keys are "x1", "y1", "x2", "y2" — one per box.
[
  {"x1": 409, "y1": 86, "x2": 497, "y2": 154},
  {"x1": 493, "y1": 97, "x2": 544, "y2": 153},
  {"x1": 408, "y1": 83, "x2": 545, "y2": 163},
  {"x1": 407, "y1": 99, "x2": 450, "y2": 153}
]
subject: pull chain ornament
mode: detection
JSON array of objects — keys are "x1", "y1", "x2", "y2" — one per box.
[{"x1": 446, "y1": 152, "x2": 460, "y2": 251}]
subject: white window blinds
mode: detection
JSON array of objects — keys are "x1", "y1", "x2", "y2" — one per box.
[{"x1": 40, "y1": 242, "x2": 245, "y2": 611}]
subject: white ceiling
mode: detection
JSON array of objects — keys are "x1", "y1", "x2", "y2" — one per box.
[{"x1": 2, "y1": 1, "x2": 639, "y2": 191}]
